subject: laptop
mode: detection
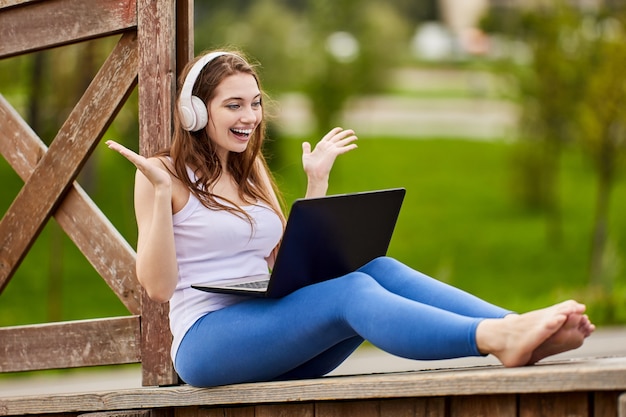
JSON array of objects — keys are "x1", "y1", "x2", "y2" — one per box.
[{"x1": 192, "y1": 187, "x2": 405, "y2": 298}]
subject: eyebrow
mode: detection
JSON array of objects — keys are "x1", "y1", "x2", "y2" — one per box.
[{"x1": 221, "y1": 93, "x2": 261, "y2": 103}]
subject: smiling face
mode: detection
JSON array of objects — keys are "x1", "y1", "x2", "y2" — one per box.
[{"x1": 206, "y1": 72, "x2": 262, "y2": 163}]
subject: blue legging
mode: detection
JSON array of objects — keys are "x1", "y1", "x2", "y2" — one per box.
[{"x1": 174, "y1": 257, "x2": 511, "y2": 387}]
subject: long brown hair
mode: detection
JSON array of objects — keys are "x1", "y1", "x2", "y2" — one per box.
[{"x1": 160, "y1": 50, "x2": 285, "y2": 226}]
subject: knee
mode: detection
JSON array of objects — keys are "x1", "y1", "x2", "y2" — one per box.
[
  {"x1": 360, "y1": 256, "x2": 402, "y2": 273},
  {"x1": 337, "y1": 271, "x2": 379, "y2": 293}
]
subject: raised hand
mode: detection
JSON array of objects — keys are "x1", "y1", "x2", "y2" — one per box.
[
  {"x1": 105, "y1": 140, "x2": 171, "y2": 189},
  {"x1": 301, "y1": 127, "x2": 358, "y2": 197}
]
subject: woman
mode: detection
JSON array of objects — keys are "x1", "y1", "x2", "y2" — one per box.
[{"x1": 106, "y1": 50, "x2": 594, "y2": 388}]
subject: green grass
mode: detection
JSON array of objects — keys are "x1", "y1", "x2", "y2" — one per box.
[
  {"x1": 1, "y1": 137, "x2": 625, "y2": 327},
  {"x1": 272, "y1": 137, "x2": 626, "y2": 319}
]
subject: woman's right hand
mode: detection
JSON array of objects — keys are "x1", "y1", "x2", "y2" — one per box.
[
  {"x1": 106, "y1": 140, "x2": 172, "y2": 190},
  {"x1": 106, "y1": 140, "x2": 178, "y2": 302}
]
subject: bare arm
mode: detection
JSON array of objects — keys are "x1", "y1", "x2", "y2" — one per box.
[
  {"x1": 107, "y1": 140, "x2": 179, "y2": 303},
  {"x1": 256, "y1": 157, "x2": 284, "y2": 269},
  {"x1": 301, "y1": 127, "x2": 358, "y2": 198}
]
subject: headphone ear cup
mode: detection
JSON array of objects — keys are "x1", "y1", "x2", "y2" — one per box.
[{"x1": 190, "y1": 95, "x2": 208, "y2": 131}]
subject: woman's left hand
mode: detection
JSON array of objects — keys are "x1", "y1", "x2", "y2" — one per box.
[{"x1": 302, "y1": 127, "x2": 358, "y2": 191}]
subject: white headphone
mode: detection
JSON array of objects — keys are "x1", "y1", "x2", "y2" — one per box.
[{"x1": 178, "y1": 51, "x2": 238, "y2": 132}]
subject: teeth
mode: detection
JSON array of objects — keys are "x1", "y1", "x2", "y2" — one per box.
[{"x1": 231, "y1": 128, "x2": 252, "y2": 135}]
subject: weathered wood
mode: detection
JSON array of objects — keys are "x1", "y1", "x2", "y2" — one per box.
[
  {"x1": 78, "y1": 410, "x2": 151, "y2": 417},
  {"x1": 0, "y1": 0, "x2": 137, "y2": 59},
  {"x1": 136, "y1": 0, "x2": 180, "y2": 387},
  {"x1": 175, "y1": 407, "x2": 255, "y2": 417},
  {"x1": 450, "y1": 394, "x2": 516, "y2": 417},
  {"x1": 519, "y1": 392, "x2": 589, "y2": 416},
  {"x1": 137, "y1": 0, "x2": 176, "y2": 156},
  {"x1": 0, "y1": 32, "x2": 138, "y2": 293},
  {"x1": 316, "y1": 400, "x2": 379, "y2": 417},
  {"x1": 379, "y1": 397, "x2": 446, "y2": 417},
  {"x1": 176, "y1": 0, "x2": 194, "y2": 75},
  {"x1": 0, "y1": 95, "x2": 141, "y2": 314},
  {"x1": 0, "y1": 0, "x2": 41, "y2": 9},
  {"x1": 0, "y1": 317, "x2": 140, "y2": 372},
  {"x1": 1, "y1": 358, "x2": 625, "y2": 416},
  {"x1": 140, "y1": 297, "x2": 178, "y2": 387},
  {"x1": 256, "y1": 403, "x2": 314, "y2": 417},
  {"x1": 594, "y1": 392, "x2": 620, "y2": 417},
  {"x1": 0, "y1": 0, "x2": 189, "y2": 387}
]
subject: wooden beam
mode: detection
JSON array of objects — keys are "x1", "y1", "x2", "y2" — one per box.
[
  {"x1": 176, "y1": 0, "x2": 194, "y2": 75},
  {"x1": 0, "y1": 0, "x2": 42, "y2": 9},
  {"x1": 78, "y1": 412, "x2": 151, "y2": 417},
  {"x1": 0, "y1": 317, "x2": 140, "y2": 372},
  {"x1": 0, "y1": 358, "x2": 625, "y2": 416},
  {"x1": 0, "y1": 95, "x2": 141, "y2": 314},
  {"x1": 137, "y1": 0, "x2": 179, "y2": 387},
  {"x1": 450, "y1": 395, "x2": 516, "y2": 417},
  {"x1": 137, "y1": 0, "x2": 176, "y2": 156},
  {"x1": 0, "y1": 32, "x2": 138, "y2": 293},
  {"x1": 0, "y1": 0, "x2": 137, "y2": 59},
  {"x1": 519, "y1": 392, "x2": 589, "y2": 416}
]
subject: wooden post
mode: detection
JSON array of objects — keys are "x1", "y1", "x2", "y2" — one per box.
[{"x1": 137, "y1": 0, "x2": 193, "y2": 386}]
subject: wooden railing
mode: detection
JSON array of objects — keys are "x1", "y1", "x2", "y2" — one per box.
[{"x1": 0, "y1": 0, "x2": 193, "y2": 386}]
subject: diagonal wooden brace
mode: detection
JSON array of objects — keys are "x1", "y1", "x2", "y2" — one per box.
[
  {"x1": 0, "y1": 94, "x2": 141, "y2": 314},
  {"x1": 0, "y1": 32, "x2": 139, "y2": 294}
]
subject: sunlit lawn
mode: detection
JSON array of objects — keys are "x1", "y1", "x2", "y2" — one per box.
[{"x1": 273, "y1": 137, "x2": 626, "y2": 319}]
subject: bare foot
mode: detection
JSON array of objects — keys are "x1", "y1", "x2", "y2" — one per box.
[
  {"x1": 476, "y1": 300, "x2": 586, "y2": 367},
  {"x1": 527, "y1": 313, "x2": 595, "y2": 364}
]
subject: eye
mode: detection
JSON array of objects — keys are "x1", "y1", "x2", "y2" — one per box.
[
  {"x1": 226, "y1": 104, "x2": 240, "y2": 110},
  {"x1": 252, "y1": 100, "x2": 262, "y2": 109}
]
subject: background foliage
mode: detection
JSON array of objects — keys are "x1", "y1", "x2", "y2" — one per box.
[{"x1": 0, "y1": 0, "x2": 624, "y2": 330}]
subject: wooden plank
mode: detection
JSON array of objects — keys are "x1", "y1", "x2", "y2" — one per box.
[
  {"x1": 379, "y1": 398, "x2": 446, "y2": 417},
  {"x1": 0, "y1": 32, "x2": 138, "y2": 293},
  {"x1": 187, "y1": 407, "x2": 255, "y2": 417},
  {"x1": 593, "y1": 392, "x2": 620, "y2": 417},
  {"x1": 256, "y1": 403, "x2": 314, "y2": 417},
  {"x1": 149, "y1": 410, "x2": 175, "y2": 417},
  {"x1": 0, "y1": 0, "x2": 42, "y2": 9},
  {"x1": 78, "y1": 411, "x2": 151, "y2": 417},
  {"x1": 0, "y1": 316, "x2": 140, "y2": 372},
  {"x1": 316, "y1": 400, "x2": 379, "y2": 417},
  {"x1": 519, "y1": 392, "x2": 589, "y2": 417},
  {"x1": 450, "y1": 395, "x2": 516, "y2": 417},
  {"x1": 137, "y1": 0, "x2": 178, "y2": 388},
  {"x1": 0, "y1": 358, "x2": 625, "y2": 416},
  {"x1": 619, "y1": 392, "x2": 626, "y2": 417},
  {"x1": 137, "y1": 0, "x2": 176, "y2": 156},
  {"x1": 176, "y1": 0, "x2": 194, "y2": 75},
  {"x1": 140, "y1": 298, "x2": 178, "y2": 387},
  {"x1": 0, "y1": 0, "x2": 137, "y2": 59},
  {"x1": 0, "y1": 95, "x2": 141, "y2": 314}
]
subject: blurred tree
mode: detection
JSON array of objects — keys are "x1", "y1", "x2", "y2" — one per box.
[
  {"x1": 301, "y1": 0, "x2": 409, "y2": 134},
  {"x1": 576, "y1": 11, "x2": 626, "y2": 287},
  {"x1": 194, "y1": 0, "x2": 410, "y2": 136},
  {"x1": 485, "y1": 4, "x2": 586, "y2": 246},
  {"x1": 483, "y1": 2, "x2": 626, "y2": 286}
]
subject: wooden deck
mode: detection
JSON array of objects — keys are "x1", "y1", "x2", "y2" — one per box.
[{"x1": 1, "y1": 356, "x2": 625, "y2": 416}]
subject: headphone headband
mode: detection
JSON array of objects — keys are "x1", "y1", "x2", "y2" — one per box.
[{"x1": 178, "y1": 51, "x2": 238, "y2": 132}]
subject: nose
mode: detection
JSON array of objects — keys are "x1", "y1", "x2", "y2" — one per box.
[{"x1": 240, "y1": 105, "x2": 259, "y2": 123}]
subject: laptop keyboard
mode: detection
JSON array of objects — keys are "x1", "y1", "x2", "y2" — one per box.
[{"x1": 231, "y1": 280, "x2": 269, "y2": 289}]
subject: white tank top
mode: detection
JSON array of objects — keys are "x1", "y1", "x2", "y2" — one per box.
[{"x1": 168, "y1": 176, "x2": 282, "y2": 360}]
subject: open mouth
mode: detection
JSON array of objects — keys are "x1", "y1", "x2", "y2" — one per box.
[{"x1": 231, "y1": 128, "x2": 253, "y2": 139}]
